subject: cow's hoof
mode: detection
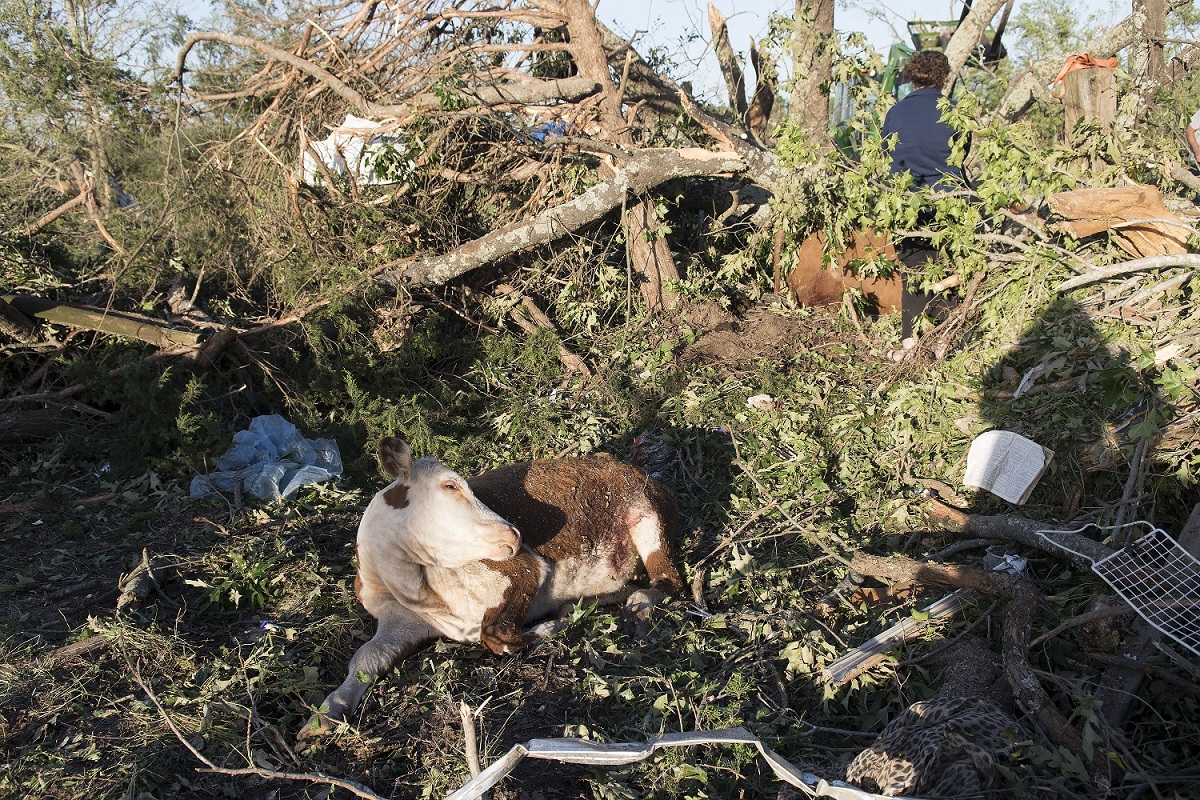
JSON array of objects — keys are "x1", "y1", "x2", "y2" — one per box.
[
  {"x1": 296, "y1": 700, "x2": 349, "y2": 749},
  {"x1": 623, "y1": 587, "x2": 669, "y2": 637}
]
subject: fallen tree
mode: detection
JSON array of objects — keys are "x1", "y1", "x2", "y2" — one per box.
[{"x1": 375, "y1": 147, "x2": 745, "y2": 288}]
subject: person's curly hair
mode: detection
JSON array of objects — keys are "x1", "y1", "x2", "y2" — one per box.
[{"x1": 903, "y1": 50, "x2": 950, "y2": 89}]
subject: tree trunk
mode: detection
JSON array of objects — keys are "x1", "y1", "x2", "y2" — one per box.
[
  {"x1": 1129, "y1": 0, "x2": 1168, "y2": 115},
  {"x1": 1063, "y1": 67, "x2": 1117, "y2": 135},
  {"x1": 562, "y1": 0, "x2": 680, "y2": 311},
  {"x1": 789, "y1": 0, "x2": 834, "y2": 146},
  {"x1": 943, "y1": 0, "x2": 1008, "y2": 92}
]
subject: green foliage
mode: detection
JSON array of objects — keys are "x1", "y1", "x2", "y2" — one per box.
[{"x1": 1007, "y1": 0, "x2": 1110, "y2": 64}]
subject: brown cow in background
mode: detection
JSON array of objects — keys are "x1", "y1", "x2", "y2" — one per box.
[{"x1": 782, "y1": 228, "x2": 902, "y2": 314}]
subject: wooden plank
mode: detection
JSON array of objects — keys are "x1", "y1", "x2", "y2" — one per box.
[{"x1": 4, "y1": 294, "x2": 204, "y2": 348}]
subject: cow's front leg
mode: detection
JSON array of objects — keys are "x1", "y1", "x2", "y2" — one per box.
[
  {"x1": 299, "y1": 602, "x2": 436, "y2": 742},
  {"x1": 479, "y1": 551, "x2": 544, "y2": 654}
]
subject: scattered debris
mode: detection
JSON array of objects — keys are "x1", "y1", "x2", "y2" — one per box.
[
  {"x1": 828, "y1": 552, "x2": 1028, "y2": 685},
  {"x1": 445, "y1": 726, "x2": 917, "y2": 800},
  {"x1": 300, "y1": 114, "x2": 411, "y2": 186},
  {"x1": 190, "y1": 414, "x2": 342, "y2": 502},
  {"x1": 823, "y1": 591, "x2": 973, "y2": 685},
  {"x1": 747, "y1": 393, "x2": 775, "y2": 410},
  {"x1": 963, "y1": 430, "x2": 1054, "y2": 505},
  {"x1": 1039, "y1": 520, "x2": 1200, "y2": 657}
]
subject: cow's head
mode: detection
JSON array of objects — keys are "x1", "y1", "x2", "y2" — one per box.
[{"x1": 371, "y1": 437, "x2": 521, "y2": 568}]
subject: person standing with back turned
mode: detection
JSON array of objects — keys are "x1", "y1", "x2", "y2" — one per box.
[{"x1": 881, "y1": 50, "x2": 967, "y2": 360}]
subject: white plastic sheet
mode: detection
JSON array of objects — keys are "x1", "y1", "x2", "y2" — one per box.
[
  {"x1": 300, "y1": 114, "x2": 411, "y2": 186},
  {"x1": 189, "y1": 414, "x2": 342, "y2": 502}
]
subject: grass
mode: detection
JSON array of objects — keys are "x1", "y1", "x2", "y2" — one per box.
[{"x1": 2, "y1": 271, "x2": 1199, "y2": 799}]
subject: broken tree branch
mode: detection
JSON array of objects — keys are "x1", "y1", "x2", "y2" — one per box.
[
  {"x1": 708, "y1": 3, "x2": 748, "y2": 124},
  {"x1": 128, "y1": 655, "x2": 390, "y2": 800},
  {"x1": 1056, "y1": 254, "x2": 1200, "y2": 293},
  {"x1": 20, "y1": 188, "x2": 89, "y2": 237},
  {"x1": 924, "y1": 498, "x2": 1115, "y2": 568},
  {"x1": 174, "y1": 31, "x2": 598, "y2": 116},
  {"x1": 4, "y1": 294, "x2": 205, "y2": 349},
  {"x1": 943, "y1": 0, "x2": 1008, "y2": 92},
  {"x1": 375, "y1": 147, "x2": 744, "y2": 288},
  {"x1": 497, "y1": 285, "x2": 592, "y2": 378}
]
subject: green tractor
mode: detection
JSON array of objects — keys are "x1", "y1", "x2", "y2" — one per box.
[{"x1": 831, "y1": 2, "x2": 1011, "y2": 156}]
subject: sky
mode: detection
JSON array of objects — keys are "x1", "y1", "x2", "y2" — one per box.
[
  {"x1": 175, "y1": 0, "x2": 1125, "y2": 105},
  {"x1": 596, "y1": 0, "x2": 1122, "y2": 102}
]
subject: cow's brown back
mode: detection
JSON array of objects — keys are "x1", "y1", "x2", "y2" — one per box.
[{"x1": 787, "y1": 229, "x2": 902, "y2": 314}]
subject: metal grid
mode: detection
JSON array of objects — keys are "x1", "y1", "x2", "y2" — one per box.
[{"x1": 1091, "y1": 527, "x2": 1200, "y2": 657}]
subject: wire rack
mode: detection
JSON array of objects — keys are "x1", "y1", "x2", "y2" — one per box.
[{"x1": 1040, "y1": 522, "x2": 1200, "y2": 657}]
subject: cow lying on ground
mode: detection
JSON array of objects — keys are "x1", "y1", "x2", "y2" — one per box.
[{"x1": 303, "y1": 436, "x2": 684, "y2": 736}]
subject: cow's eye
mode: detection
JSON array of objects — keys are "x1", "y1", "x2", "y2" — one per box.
[{"x1": 441, "y1": 481, "x2": 459, "y2": 492}]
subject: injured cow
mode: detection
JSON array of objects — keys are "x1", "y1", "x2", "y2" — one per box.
[
  {"x1": 785, "y1": 229, "x2": 902, "y2": 314},
  {"x1": 303, "y1": 437, "x2": 684, "y2": 736}
]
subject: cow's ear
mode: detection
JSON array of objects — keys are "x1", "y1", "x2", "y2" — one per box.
[{"x1": 378, "y1": 437, "x2": 412, "y2": 480}]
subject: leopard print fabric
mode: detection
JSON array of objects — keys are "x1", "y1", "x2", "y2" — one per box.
[{"x1": 845, "y1": 696, "x2": 1021, "y2": 798}]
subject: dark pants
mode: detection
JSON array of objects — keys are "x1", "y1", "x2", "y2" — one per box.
[{"x1": 896, "y1": 238, "x2": 957, "y2": 339}]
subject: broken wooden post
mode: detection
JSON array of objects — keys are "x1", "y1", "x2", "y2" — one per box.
[{"x1": 1062, "y1": 64, "x2": 1116, "y2": 172}]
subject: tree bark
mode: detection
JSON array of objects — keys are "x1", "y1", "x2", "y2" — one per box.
[
  {"x1": 789, "y1": 0, "x2": 835, "y2": 145},
  {"x1": 747, "y1": 39, "x2": 776, "y2": 143},
  {"x1": 1129, "y1": 0, "x2": 1168, "y2": 115},
  {"x1": 624, "y1": 196, "x2": 679, "y2": 311},
  {"x1": 375, "y1": 148, "x2": 744, "y2": 288},
  {"x1": 943, "y1": 0, "x2": 1008, "y2": 92}
]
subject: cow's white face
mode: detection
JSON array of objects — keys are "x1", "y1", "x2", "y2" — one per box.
[{"x1": 368, "y1": 437, "x2": 520, "y2": 568}]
